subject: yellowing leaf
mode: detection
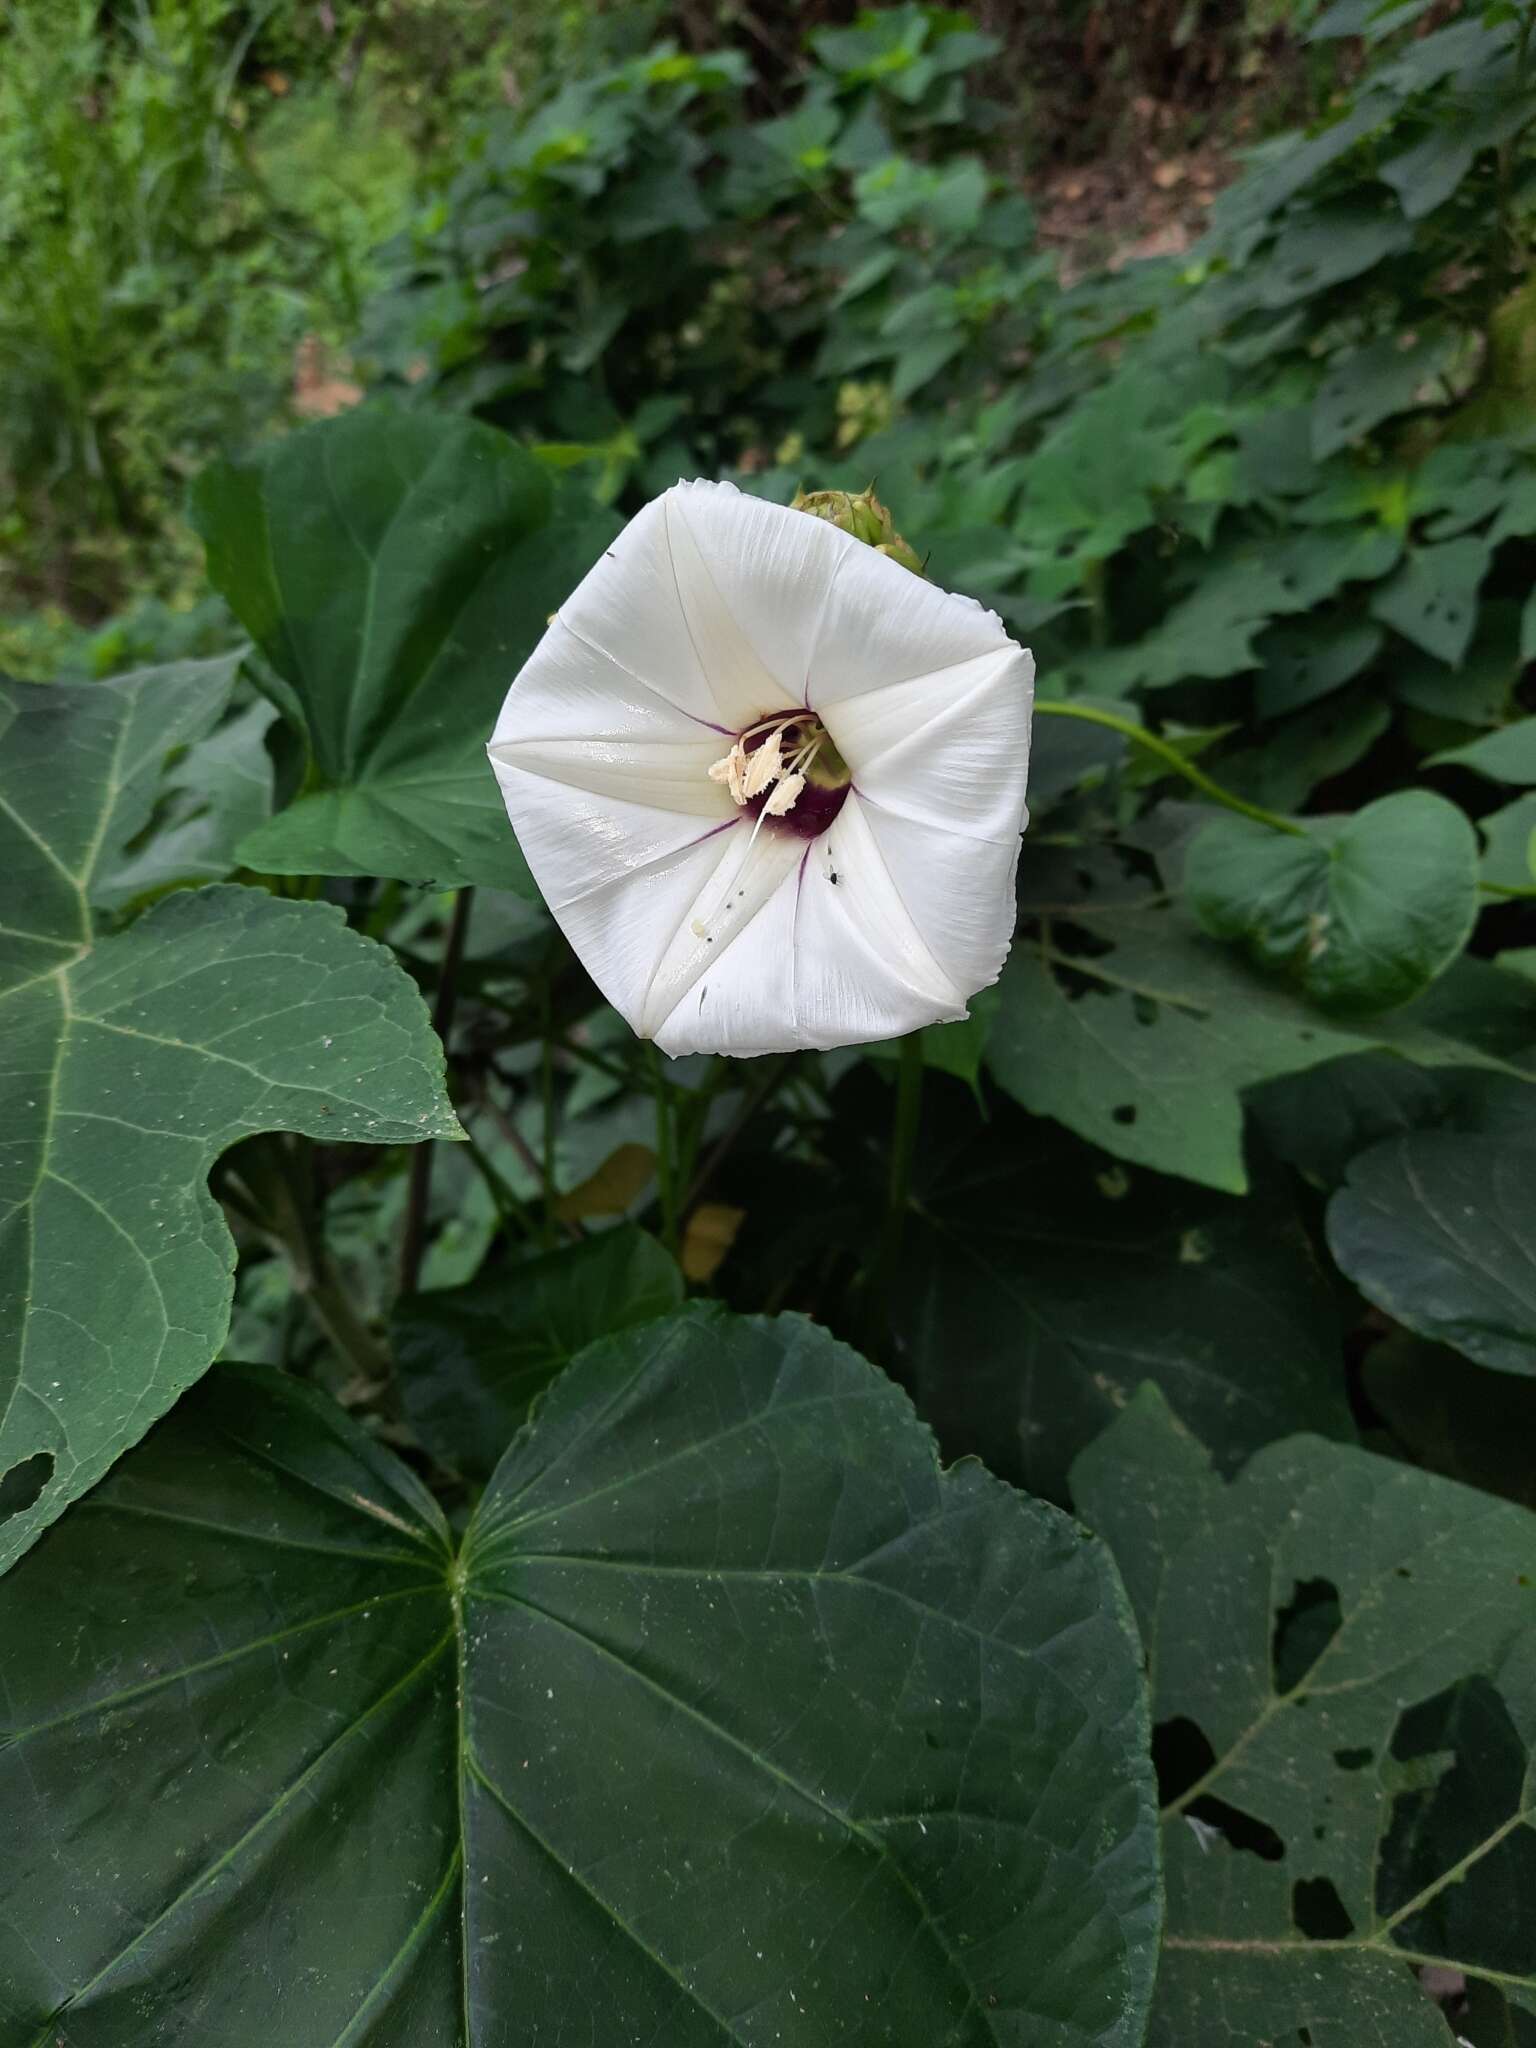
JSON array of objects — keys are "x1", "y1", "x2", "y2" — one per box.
[
  {"x1": 556, "y1": 1142, "x2": 656, "y2": 1220},
  {"x1": 681, "y1": 1201, "x2": 745, "y2": 1282}
]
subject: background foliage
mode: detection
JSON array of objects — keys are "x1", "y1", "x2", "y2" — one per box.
[{"x1": 3, "y1": 1, "x2": 1536, "y2": 2043}]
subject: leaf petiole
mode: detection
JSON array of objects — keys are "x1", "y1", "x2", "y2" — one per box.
[{"x1": 1034, "y1": 700, "x2": 1310, "y2": 838}]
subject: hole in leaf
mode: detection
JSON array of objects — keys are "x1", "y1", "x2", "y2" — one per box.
[
  {"x1": 1273, "y1": 1576, "x2": 1343, "y2": 1693},
  {"x1": 1293, "y1": 1876, "x2": 1355, "y2": 1940},
  {"x1": 1051, "y1": 922, "x2": 1115, "y2": 963},
  {"x1": 1156, "y1": 1723, "x2": 1285, "y2": 1859},
  {"x1": 1299, "y1": 2029, "x2": 1314, "y2": 2045},
  {"x1": 1380, "y1": 1678, "x2": 1524, "y2": 1929},
  {"x1": 1112, "y1": 1104, "x2": 1138, "y2": 1126},
  {"x1": 1334, "y1": 1747, "x2": 1373, "y2": 1772},
  {"x1": 1153, "y1": 1716, "x2": 1216, "y2": 1805},
  {"x1": 1189, "y1": 1795, "x2": 1286, "y2": 1861},
  {"x1": 0, "y1": 1451, "x2": 53, "y2": 1521}
]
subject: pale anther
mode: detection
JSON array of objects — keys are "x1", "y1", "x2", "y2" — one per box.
[
  {"x1": 764, "y1": 772, "x2": 805, "y2": 816},
  {"x1": 742, "y1": 727, "x2": 784, "y2": 798}
]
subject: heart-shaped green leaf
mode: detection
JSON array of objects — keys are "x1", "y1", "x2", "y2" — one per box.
[
  {"x1": 0, "y1": 1310, "x2": 1161, "y2": 2044},
  {"x1": 1073, "y1": 1387, "x2": 1536, "y2": 2047},
  {"x1": 1184, "y1": 791, "x2": 1480, "y2": 1011},
  {"x1": 192, "y1": 405, "x2": 618, "y2": 893},
  {"x1": 1328, "y1": 1132, "x2": 1536, "y2": 1376},
  {"x1": 0, "y1": 668, "x2": 457, "y2": 1575}
]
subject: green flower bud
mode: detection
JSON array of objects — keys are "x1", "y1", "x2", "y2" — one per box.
[{"x1": 790, "y1": 484, "x2": 923, "y2": 576}]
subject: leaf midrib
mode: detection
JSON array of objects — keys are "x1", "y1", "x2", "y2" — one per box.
[
  {"x1": 20, "y1": 1627, "x2": 454, "y2": 2048},
  {"x1": 473, "y1": 1580, "x2": 1002, "y2": 2047},
  {"x1": 1162, "y1": 1930, "x2": 1534, "y2": 1998}
]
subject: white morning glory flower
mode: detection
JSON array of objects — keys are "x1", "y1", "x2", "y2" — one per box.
[{"x1": 487, "y1": 479, "x2": 1034, "y2": 1057}]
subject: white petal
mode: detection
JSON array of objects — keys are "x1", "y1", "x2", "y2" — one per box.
[
  {"x1": 854, "y1": 798, "x2": 1021, "y2": 998},
  {"x1": 650, "y1": 851, "x2": 806, "y2": 1057},
  {"x1": 488, "y1": 735, "x2": 732, "y2": 818},
  {"x1": 491, "y1": 746, "x2": 734, "y2": 913},
  {"x1": 544, "y1": 483, "x2": 838, "y2": 735},
  {"x1": 489, "y1": 616, "x2": 711, "y2": 747},
  {"x1": 662, "y1": 482, "x2": 850, "y2": 715},
  {"x1": 824, "y1": 644, "x2": 1035, "y2": 840},
  {"x1": 652, "y1": 796, "x2": 967, "y2": 1057},
  {"x1": 513, "y1": 791, "x2": 744, "y2": 1026},
  {"x1": 806, "y1": 540, "x2": 1015, "y2": 710},
  {"x1": 639, "y1": 823, "x2": 805, "y2": 1041}
]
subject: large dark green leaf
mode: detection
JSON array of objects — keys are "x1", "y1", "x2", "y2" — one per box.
[
  {"x1": 192, "y1": 405, "x2": 617, "y2": 893},
  {"x1": 1184, "y1": 793, "x2": 1480, "y2": 1011},
  {"x1": 1328, "y1": 1133, "x2": 1536, "y2": 1375},
  {"x1": 0, "y1": 668, "x2": 458, "y2": 1575},
  {"x1": 0, "y1": 654, "x2": 245, "y2": 926},
  {"x1": 392, "y1": 1224, "x2": 684, "y2": 1479},
  {"x1": 97, "y1": 695, "x2": 277, "y2": 910},
  {"x1": 0, "y1": 1313, "x2": 1162, "y2": 2045},
  {"x1": 0, "y1": 649, "x2": 262, "y2": 914},
  {"x1": 895, "y1": 1103, "x2": 1351, "y2": 1501},
  {"x1": 991, "y1": 881, "x2": 1536, "y2": 1191},
  {"x1": 1073, "y1": 1387, "x2": 1536, "y2": 2047}
]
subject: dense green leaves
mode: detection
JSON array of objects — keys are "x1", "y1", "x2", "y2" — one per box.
[
  {"x1": 0, "y1": 667, "x2": 457, "y2": 1574},
  {"x1": 1311, "y1": 328, "x2": 1458, "y2": 459},
  {"x1": 895, "y1": 1105, "x2": 1352, "y2": 1500},
  {"x1": 392, "y1": 1225, "x2": 684, "y2": 1478},
  {"x1": 0, "y1": 1313, "x2": 1161, "y2": 2044},
  {"x1": 1073, "y1": 1389, "x2": 1536, "y2": 2047},
  {"x1": 1184, "y1": 794, "x2": 1480, "y2": 1011},
  {"x1": 192, "y1": 406, "x2": 616, "y2": 893},
  {"x1": 988, "y1": 882, "x2": 1536, "y2": 1192},
  {"x1": 1329, "y1": 1134, "x2": 1536, "y2": 1376},
  {"x1": 11, "y1": 6, "x2": 1536, "y2": 2043}
]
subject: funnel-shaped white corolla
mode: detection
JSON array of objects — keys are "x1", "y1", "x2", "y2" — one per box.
[{"x1": 488, "y1": 480, "x2": 1034, "y2": 1057}]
